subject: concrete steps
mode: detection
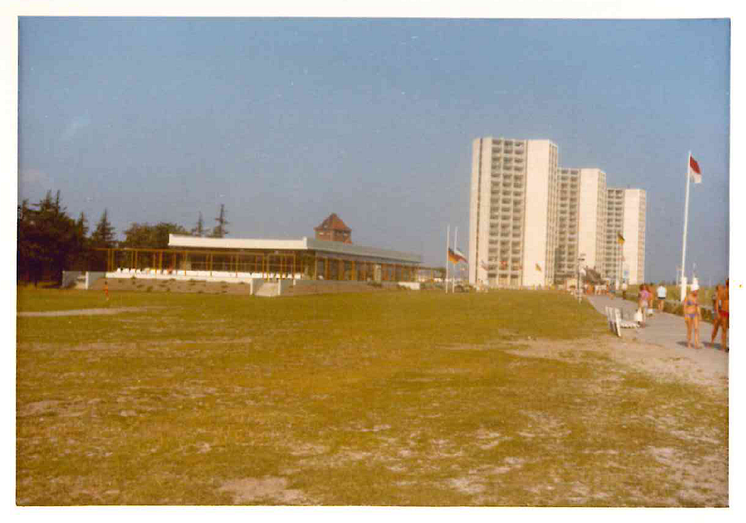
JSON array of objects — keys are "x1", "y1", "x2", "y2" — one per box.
[
  {"x1": 73, "y1": 274, "x2": 86, "y2": 289},
  {"x1": 254, "y1": 282, "x2": 280, "y2": 297}
]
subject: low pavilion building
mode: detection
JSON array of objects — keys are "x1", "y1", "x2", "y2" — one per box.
[{"x1": 92, "y1": 214, "x2": 422, "y2": 284}]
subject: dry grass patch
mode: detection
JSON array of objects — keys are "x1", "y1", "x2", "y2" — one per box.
[{"x1": 16, "y1": 288, "x2": 727, "y2": 506}]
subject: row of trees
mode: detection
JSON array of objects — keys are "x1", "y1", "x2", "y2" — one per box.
[{"x1": 17, "y1": 191, "x2": 230, "y2": 285}]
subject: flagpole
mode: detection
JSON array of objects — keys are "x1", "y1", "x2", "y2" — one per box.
[
  {"x1": 616, "y1": 243, "x2": 624, "y2": 288},
  {"x1": 453, "y1": 226, "x2": 458, "y2": 293},
  {"x1": 680, "y1": 151, "x2": 692, "y2": 302},
  {"x1": 445, "y1": 224, "x2": 450, "y2": 293}
]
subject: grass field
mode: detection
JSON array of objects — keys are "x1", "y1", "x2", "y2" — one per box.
[{"x1": 16, "y1": 286, "x2": 728, "y2": 506}]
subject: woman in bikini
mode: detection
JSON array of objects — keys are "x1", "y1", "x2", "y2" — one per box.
[{"x1": 683, "y1": 286, "x2": 702, "y2": 350}]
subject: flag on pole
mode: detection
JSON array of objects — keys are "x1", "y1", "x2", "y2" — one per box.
[
  {"x1": 689, "y1": 155, "x2": 702, "y2": 184},
  {"x1": 617, "y1": 232, "x2": 625, "y2": 245},
  {"x1": 535, "y1": 263, "x2": 542, "y2": 272},
  {"x1": 480, "y1": 260, "x2": 489, "y2": 270},
  {"x1": 454, "y1": 247, "x2": 467, "y2": 262},
  {"x1": 447, "y1": 248, "x2": 466, "y2": 264}
]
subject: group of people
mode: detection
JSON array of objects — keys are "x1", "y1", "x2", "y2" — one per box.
[
  {"x1": 710, "y1": 280, "x2": 730, "y2": 351},
  {"x1": 635, "y1": 283, "x2": 667, "y2": 327},
  {"x1": 631, "y1": 280, "x2": 729, "y2": 352},
  {"x1": 681, "y1": 279, "x2": 729, "y2": 351}
]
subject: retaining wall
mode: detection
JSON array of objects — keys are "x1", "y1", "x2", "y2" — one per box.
[{"x1": 61, "y1": 271, "x2": 82, "y2": 289}]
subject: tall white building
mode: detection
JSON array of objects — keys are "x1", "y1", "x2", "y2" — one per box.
[
  {"x1": 555, "y1": 168, "x2": 607, "y2": 281},
  {"x1": 604, "y1": 188, "x2": 646, "y2": 285},
  {"x1": 469, "y1": 137, "x2": 559, "y2": 288}
]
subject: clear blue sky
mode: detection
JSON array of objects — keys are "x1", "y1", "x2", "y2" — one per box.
[{"x1": 18, "y1": 17, "x2": 729, "y2": 283}]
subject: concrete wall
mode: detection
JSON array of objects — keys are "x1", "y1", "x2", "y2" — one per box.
[
  {"x1": 277, "y1": 279, "x2": 293, "y2": 295},
  {"x1": 522, "y1": 140, "x2": 557, "y2": 287},
  {"x1": 468, "y1": 138, "x2": 481, "y2": 285},
  {"x1": 594, "y1": 171, "x2": 608, "y2": 273},
  {"x1": 61, "y1": 271, "x2": 82, "y2": 289},
  {"x1": 604, "y1": 188, "x2": 625, "y2": 282},
  {"x1": 105, "y1": 268, "x2": 292, "y2": 284},
  {"x1": 622, "y1": 189, "x2": 646, "y2": 284},
  {"x1": 469, "y1": 137, "x2": 493, "y2": 286},
  {"x1": 103, "y1": 269, "x2": 416, "y2": 295},
  {"x1": 86, "y1": 272, "x2": 106, "y2": 290},
  {"x1": 577, "y1": 169, "x2": 607, "y2": 272},
  {"x1": 555, "y1": 168, "x2": 580, "y2": 279}
]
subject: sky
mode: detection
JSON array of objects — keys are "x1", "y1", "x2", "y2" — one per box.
[{"x1": 17, "y1": 16, "x2": 730, "y2": 283}]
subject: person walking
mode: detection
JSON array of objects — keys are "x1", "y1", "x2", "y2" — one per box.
[
  {"x1": 638, "y1": 284, "x2": 651, "y2": 326},
  {"x1": 710, "y1": 284, "x2": 723, "y2": 347},
  {"x1": 657, "y1": 282, "x2": 667, "y2": 312},
  {"x1": 683, "y1": 284, "x2": 702, "y2": 350},
  {"x1": 719, "y1": 279, "x2": 729, "y2": 352}
]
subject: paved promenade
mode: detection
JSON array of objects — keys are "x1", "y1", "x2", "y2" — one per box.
[{"x1": 586, "y1": 294, "x2": 729, "y2": 377}]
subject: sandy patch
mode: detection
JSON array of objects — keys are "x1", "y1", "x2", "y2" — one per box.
[
  {"x1": 18, "y1": 400, "x2": 61, "y2": 417},
  {"x1": 289, "y1": 443, "x2": 328, "y2": 457},
  {"x1": 218, "y1": 476, "x2": 308, "y2": 504},
  {"x1": 504, "y1": 337, "x2": 728, "y2": 390},
  {"x1": 473, "y1": 429, "x2": 506, "y2": 450},
  {"x1": 447, "y1": 476, "x2": 486, "y2": 495},
  {"x1": 18, "y1": 307, "x2": 150, "y2": 317},
  {"x1": 646, "y1": 446, "x2": 727, "y2": 505}
]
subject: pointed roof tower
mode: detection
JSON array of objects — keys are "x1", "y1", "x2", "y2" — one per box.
[{"x1": 314, "y1": 213, "x2": 352, "y2": 243}]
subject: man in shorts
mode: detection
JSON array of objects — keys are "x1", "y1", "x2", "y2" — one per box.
[
  {"x1": 719, "y1": 280, "x2": 729, "y2": 351},
  {"x1": 656, "y1": 283, "x2": 667, "y2": 312},
  {"x1": 710, "y1": 284, "x2": 723, "y2": 346}
]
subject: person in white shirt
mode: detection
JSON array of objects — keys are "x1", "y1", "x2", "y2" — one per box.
[{"x1": 657, "y1": 283, "x2": 667, "y2": 312}]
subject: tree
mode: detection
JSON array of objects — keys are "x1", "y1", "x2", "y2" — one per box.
[
  {"x1": 191, "y1": 212, "x2": 206, "y2": 237},
  {"x1": 210, "y1": 204, "x2": 229, "y2": 238},
  {"x1": 17, "y1": 191, "x2": 86, "y2": 285},
  {"x1": 122, "y1": 222, "x2": 189, "y2": 249},
  {"x1": 75, "y1": 211, "x2": 89, "y2": 238},
  {"x1": 70, "y1": 212, "x2": 90, "y2": 270},
  {"x1": 90, "y1": 209, "x2": 116, "y2": 248},
  {"x1": 17, "y1": 199, "x2": 38, "y2": 283}
]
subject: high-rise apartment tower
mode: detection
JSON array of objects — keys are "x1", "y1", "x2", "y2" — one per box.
[
  {"x1": 469, "y1": 137, "x2": 559, "y2": 288},
  {"x1": 604, "y1": 188, "x2": 646, "y2": 285},
  {"x1": 556, "y1": 168, "x2": 607, "y2": 281}
]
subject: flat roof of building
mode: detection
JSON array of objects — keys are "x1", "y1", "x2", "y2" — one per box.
[{"x1": 168, "y1": 235, "x2": 422, "y2": 264}]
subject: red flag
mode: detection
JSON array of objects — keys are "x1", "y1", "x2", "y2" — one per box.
[
  {"x1": 689, "y1": 155, "x2": 702, "y2": 184},
  {"x1": 447, "y1": 248, "x2": 466, "y2": 264}
]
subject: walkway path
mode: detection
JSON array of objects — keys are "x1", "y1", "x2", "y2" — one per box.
[
  {"x1": 17, "y1": 307, "x2": 148, "y2": 317},
  {"x1": 586, "y1": 294, "x2": 729, "y2": 379}
]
